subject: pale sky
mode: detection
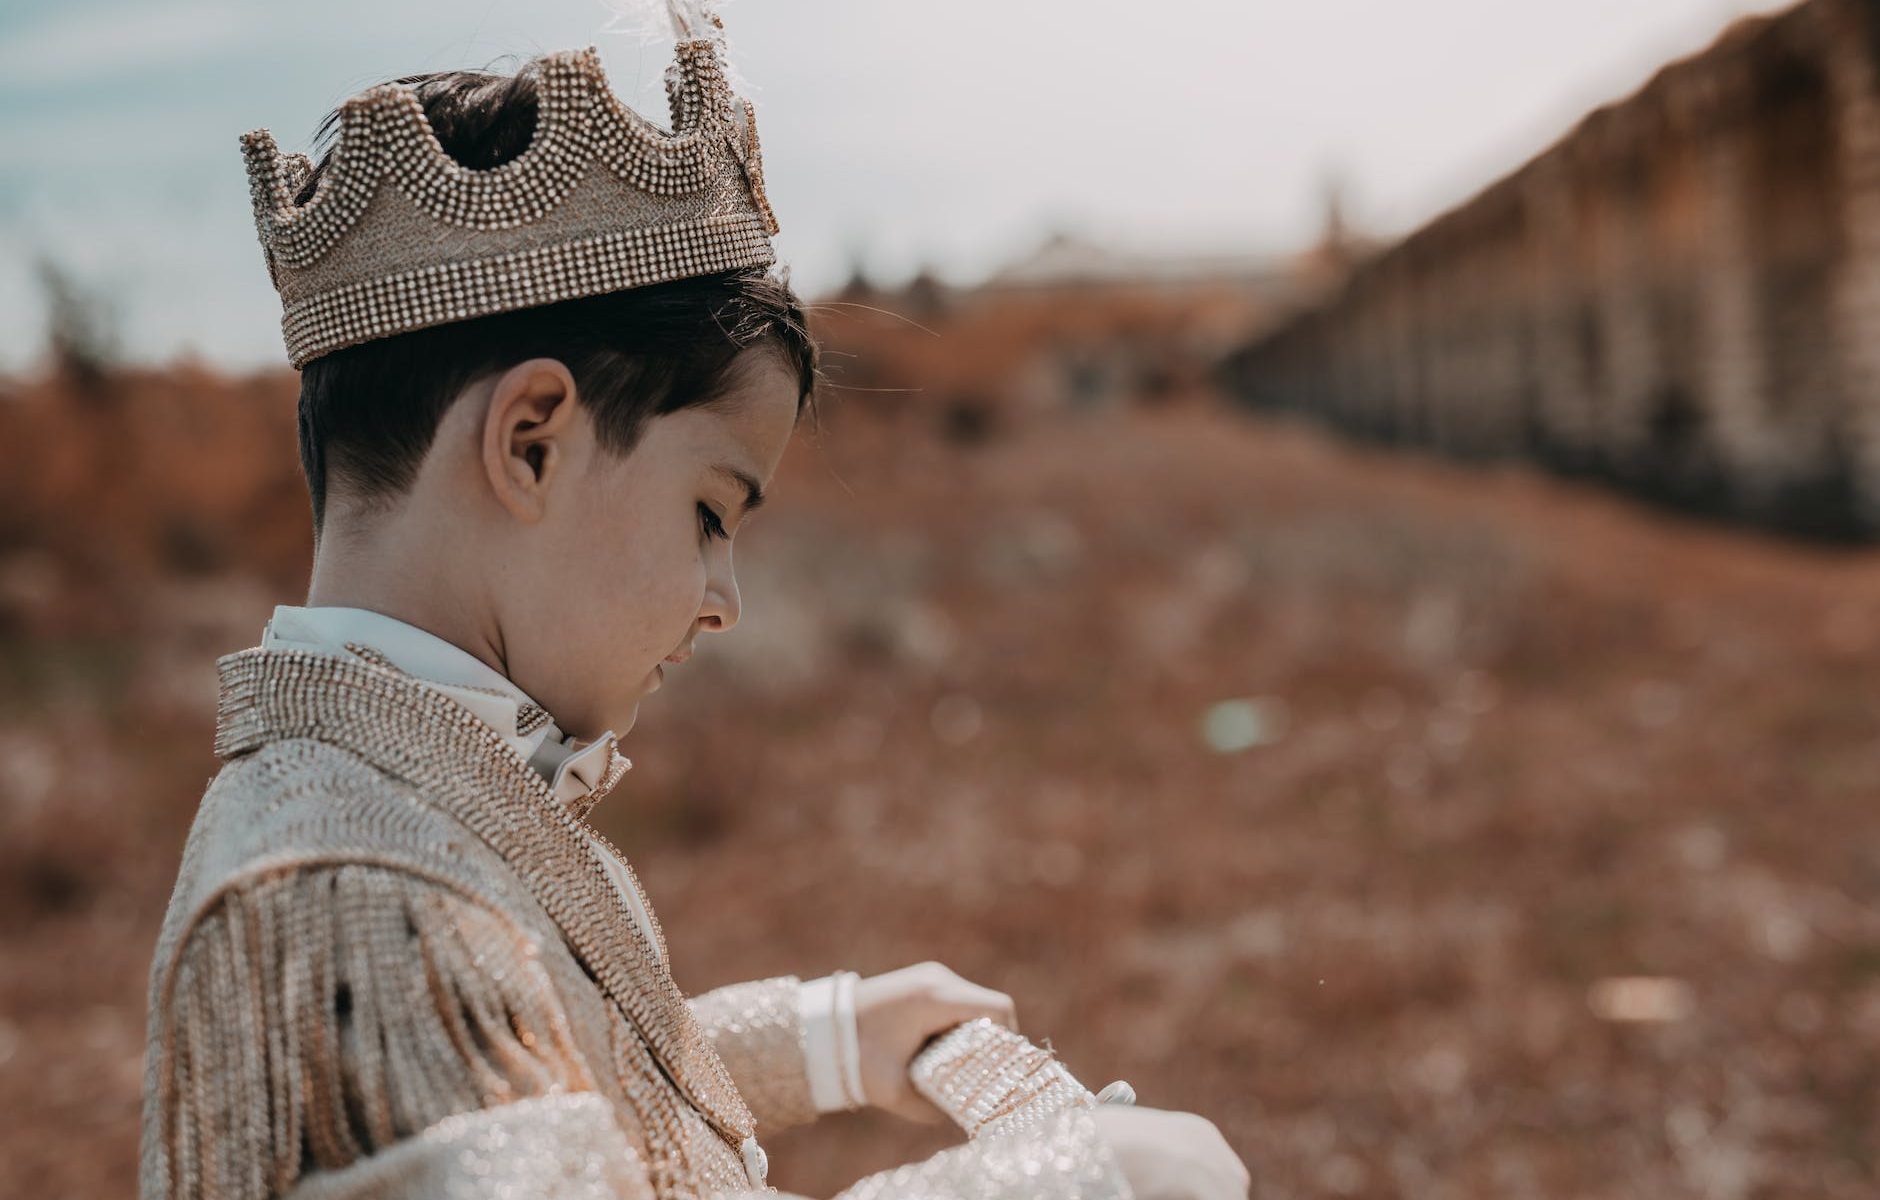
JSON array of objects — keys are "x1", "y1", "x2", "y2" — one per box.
[{"x1": 0, "y1": 0, "x2": 1793, "y2": 369}]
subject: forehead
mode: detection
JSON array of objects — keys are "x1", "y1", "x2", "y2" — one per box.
[{"x1": 680, "y1": 352, "x2": 800, "y2": 461}]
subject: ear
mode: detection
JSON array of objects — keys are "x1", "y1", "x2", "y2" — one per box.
[{"x1": 480, "y1": 358, "x2": 582, "y2": 523}]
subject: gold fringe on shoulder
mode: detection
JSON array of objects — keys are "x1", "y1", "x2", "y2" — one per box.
[{"x1": 147, "y1": 864, "x2": 601, "y2": 1199}]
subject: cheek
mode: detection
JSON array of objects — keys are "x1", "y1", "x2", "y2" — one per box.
[
  {"x1": 563, "y1": 467, "x2": 709, "y2": 665},
  {"x1": 594, "y1": 527, "x2": 708, "y2": 652}
]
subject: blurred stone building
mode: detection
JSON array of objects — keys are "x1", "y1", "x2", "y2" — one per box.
[
  {"x1": 820, "y1": 195, "x2": 1368, "y2": 435},
  {"x1": 1225, "y1": 0, "x2": 1880, "y2": 535}
]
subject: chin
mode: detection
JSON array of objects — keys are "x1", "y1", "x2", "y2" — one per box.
[
  {"x1": 568, "y1": 694, "x2": 640, "y2": 742},
  {"x1": 609, "y1": 698, "x2": 642, "y2": 737}
]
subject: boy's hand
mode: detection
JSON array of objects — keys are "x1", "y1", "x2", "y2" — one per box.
[{"x1": 853, "y1": 961, "x2": 1018, "y2": 1123}]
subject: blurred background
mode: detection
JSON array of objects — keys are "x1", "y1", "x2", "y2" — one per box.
[{"x1": 2, "y1": 0, "x2": 1877, "y2": 1197}]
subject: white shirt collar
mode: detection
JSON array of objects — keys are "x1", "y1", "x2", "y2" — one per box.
[
  {"x1": 260, "y1": 604, "x2": 630, "y2": 814},
  {"x1": 265, "y1": 605, "x2": 528, "y2": 701}
]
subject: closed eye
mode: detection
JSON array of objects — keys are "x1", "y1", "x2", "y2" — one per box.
[{"x1": 698, "y1": 502, "x2": 729, "y2": 541}]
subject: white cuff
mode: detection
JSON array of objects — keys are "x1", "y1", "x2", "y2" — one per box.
[{"x1": 797, "y1": 973, "x2": 865, "y2": 1112}]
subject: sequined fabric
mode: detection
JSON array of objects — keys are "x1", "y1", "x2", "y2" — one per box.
[
  {"x1": 690, "y1": 979, "x2": 819, "y2": 1133},
  {"x1": 907, "y1": 1018, "x2": 1098, "y2": 1141},
  {"x1": 285, "y1": 1095, "x2": 656, "y2": 1200},
  {"x1": 827, "y1": 1109, "x2": 1130, "y2": 1200},
  {"x1": 141, "y1": 647, "x2": 1132, "y2": 1199}
]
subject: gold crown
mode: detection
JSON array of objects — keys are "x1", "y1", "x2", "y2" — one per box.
[{"x1": 240, "y1": 40, "x2": 780, "y2": 367}]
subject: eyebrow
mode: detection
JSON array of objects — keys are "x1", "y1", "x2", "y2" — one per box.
[{"x1": 710, "y1": 461, "x2": 767, "y2": 519}]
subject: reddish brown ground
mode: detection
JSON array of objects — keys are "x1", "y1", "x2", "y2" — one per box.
[{"x1": 0, "y1": 294, "x2": 1874, "y2": 1198}]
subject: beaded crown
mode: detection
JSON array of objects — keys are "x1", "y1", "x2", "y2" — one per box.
[{"x1": 240, "y1": 35, "x2": 780, "y2": 367}]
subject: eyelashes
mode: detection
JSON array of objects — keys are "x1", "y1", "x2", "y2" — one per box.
[{"x1": 698, "y1": 502, "x2": 729, "y2": 542}]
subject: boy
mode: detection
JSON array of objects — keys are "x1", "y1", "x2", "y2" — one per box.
[{"x1": 141, "y1": 9, "x2": 1247, "y2": 1199}]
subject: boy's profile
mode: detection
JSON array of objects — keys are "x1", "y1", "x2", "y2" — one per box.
[{"x1": 139, "y1": 6, "x2": 1248, "y2": 1198}]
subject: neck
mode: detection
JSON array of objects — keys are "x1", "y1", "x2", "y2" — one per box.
[{"x1": 306, "y1": 510, "x2": 510, "y2": 681}]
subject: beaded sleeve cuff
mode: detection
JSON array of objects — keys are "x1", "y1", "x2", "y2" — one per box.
[{"x1": 907, "y1": 1018, "x2": 1100, "y2": 1141}]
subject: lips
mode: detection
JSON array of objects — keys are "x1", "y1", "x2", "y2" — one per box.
[{"x1": 663, "y1": 648, "x2": 692, "y2": 665}]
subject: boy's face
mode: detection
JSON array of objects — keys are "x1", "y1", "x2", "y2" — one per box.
[{"x1": 491, "y1": 348, "x2": 801, "y2": 741}]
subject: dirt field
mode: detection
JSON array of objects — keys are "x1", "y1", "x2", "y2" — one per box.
[{"x1": 0, "y1": 347, "x2": 1874, "y2": 1198}]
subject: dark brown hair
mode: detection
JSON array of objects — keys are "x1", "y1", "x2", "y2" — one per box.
[{"x1": 293, "y1": 62, "x2": 818, "y2": 530}]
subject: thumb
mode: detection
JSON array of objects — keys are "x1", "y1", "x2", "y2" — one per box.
[{"x1": 929, "y1": 988, "x2": 1018, "y2": 1034}]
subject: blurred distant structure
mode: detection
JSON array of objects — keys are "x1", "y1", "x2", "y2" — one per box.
[
  {"x1": 1224, "y1": 0, "x2": 1880, "y2": 537},
  {"x1": 990, "y1": 179, "x2": 1375, "y2": 316},
  {"x1": 987, "y1": 231, "x2": 1291, "y2": 295},
  {"x1": 825, "y1": 196, "x2": 1365, "y2": 428},
  {"x1": 981, "y1": 233, "x2": 1298, "y2": 411}
]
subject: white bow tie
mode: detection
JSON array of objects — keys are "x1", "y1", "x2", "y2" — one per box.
[
  {"x1": 526, "y1": 715, "x2": 633, "y2": 820},
  {"x1": 425, "y1": 683, "x2": 633, "y2": 819}
]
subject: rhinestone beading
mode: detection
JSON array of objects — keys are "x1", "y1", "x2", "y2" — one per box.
[
  {"x1": 239, "y1": 42, "x2": 782, "y2": 367},
  {"x1": 907, "y1": 1017, "x2": 1101, "y2": 1141}
]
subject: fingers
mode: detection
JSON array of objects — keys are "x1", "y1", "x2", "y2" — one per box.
[
  {"x1": 955, "y1": 985, "x2": 1018, "y2": 1032},
  {"x1": 891, "y1": 961, "x2": 1020, "y2": 1032},
  {"x1": 937, "y1": 988, "x2": 1016, "y2": 1032},
  {"x1": 927, "y1": 974, "x2": 1018, "y2": 1033}
]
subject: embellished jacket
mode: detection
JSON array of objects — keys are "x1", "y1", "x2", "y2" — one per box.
[{"x1": 140, "y1": 646, "x2": 1130, "y2": 1200}]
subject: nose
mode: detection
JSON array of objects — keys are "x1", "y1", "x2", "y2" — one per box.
[{"x1": 699, "y1": 556, "x2": 741, "y2": 633}]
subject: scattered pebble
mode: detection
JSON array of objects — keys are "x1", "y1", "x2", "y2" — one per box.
[
  {"x1": 1589, "y1": 976, "x2": 1694, "y2": 1022},
  {"x1": 1201, "y1": 697, "x2": 1289, "y2": 754}
]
